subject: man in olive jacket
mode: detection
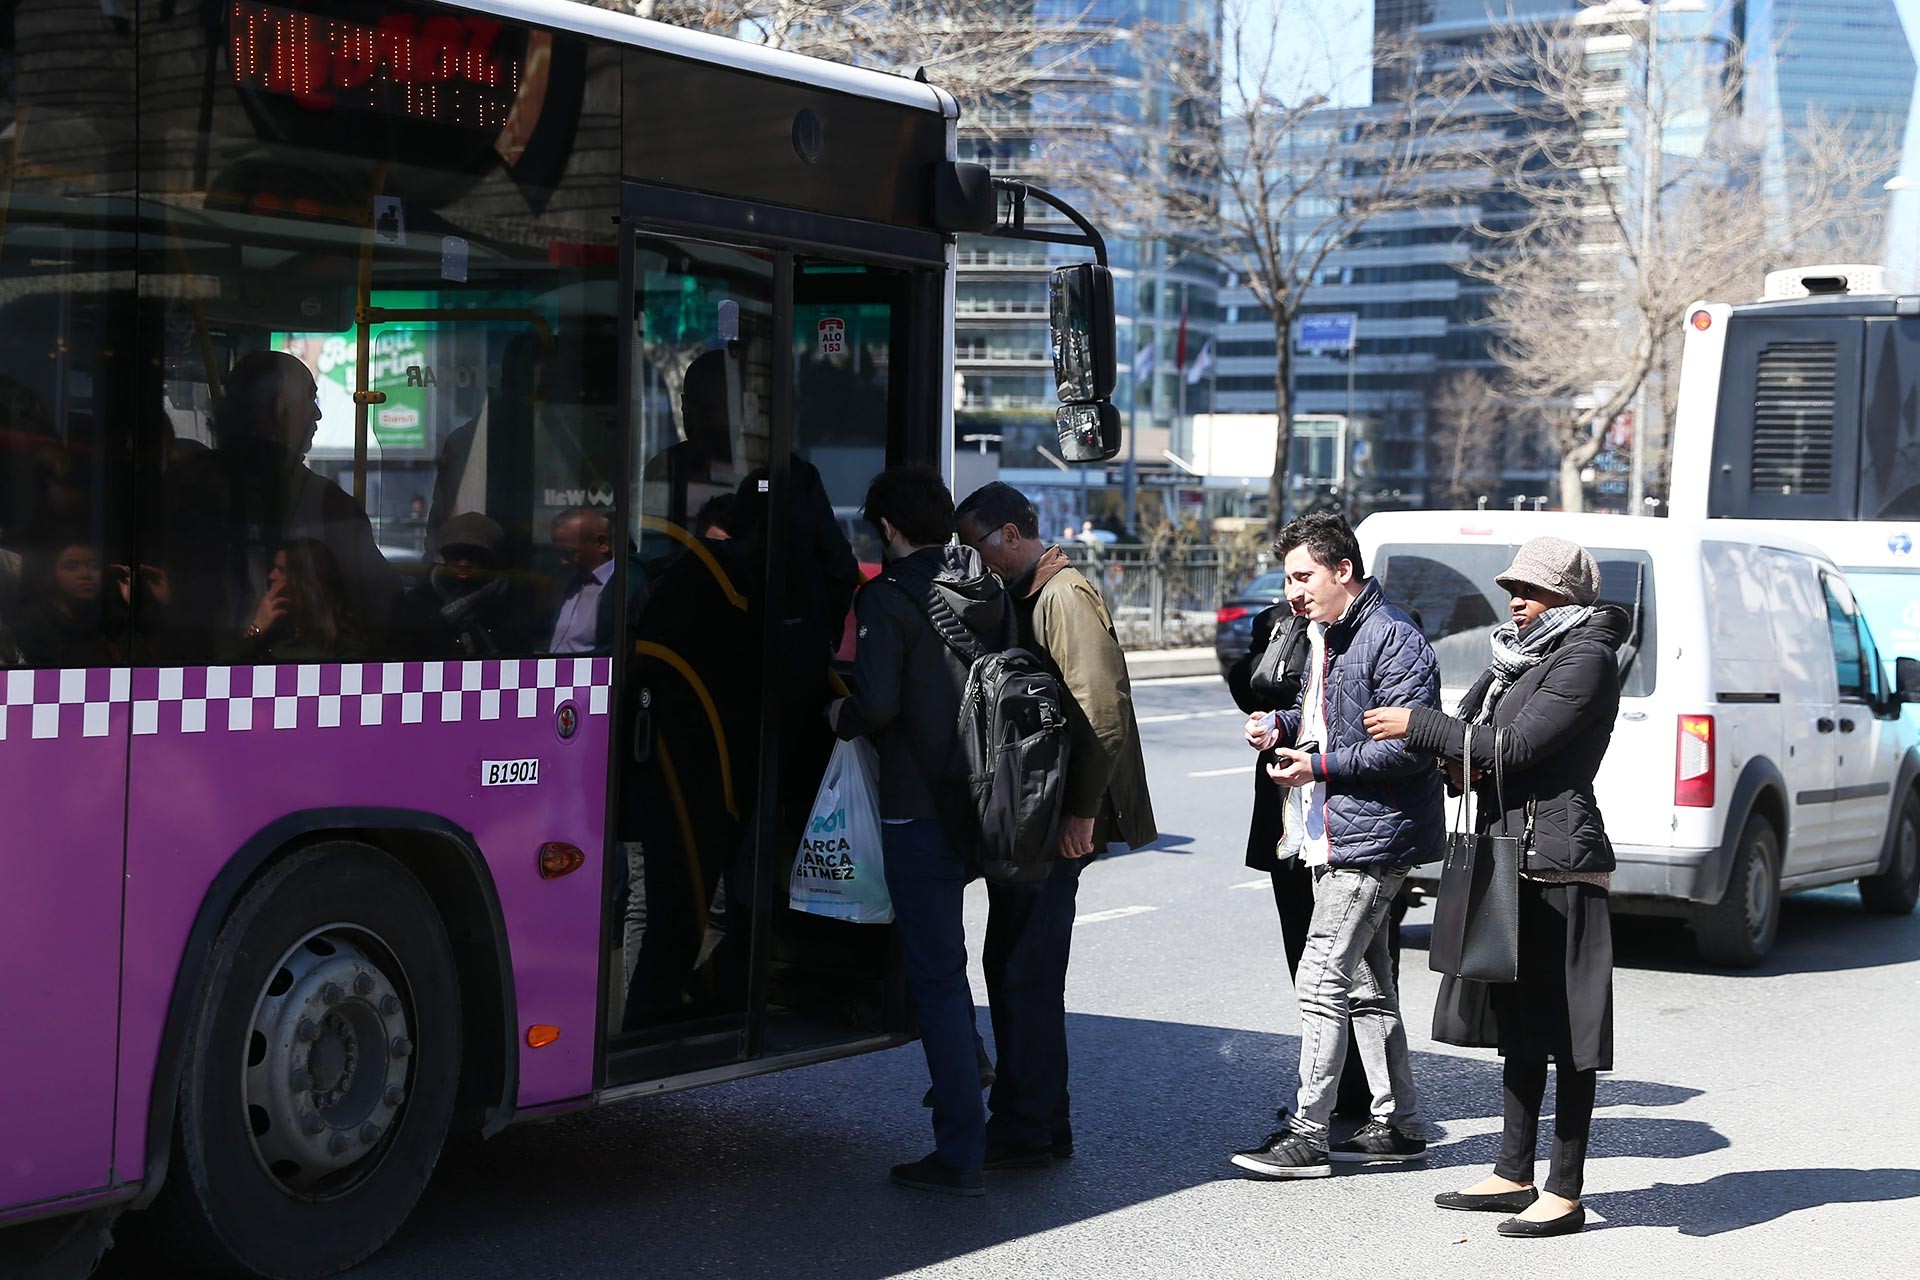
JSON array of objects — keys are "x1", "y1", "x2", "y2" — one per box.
[{"x1": 957, "y1": 483, "x2": 1157, "y2": 1168}]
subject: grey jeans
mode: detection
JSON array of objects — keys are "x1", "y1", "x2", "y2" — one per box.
[{"x1": 1289, "y1": 864, "x2": 1420, "y2": 1146}]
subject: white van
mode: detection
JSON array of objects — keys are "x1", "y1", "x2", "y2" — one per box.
[{"x1": 1355, "y1": 510, "x2": 1920, "y2": 966}]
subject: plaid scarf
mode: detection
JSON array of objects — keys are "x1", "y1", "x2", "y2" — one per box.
[{"x1": 1477, "y1": 603, "x2": 1594, "y2": 724}]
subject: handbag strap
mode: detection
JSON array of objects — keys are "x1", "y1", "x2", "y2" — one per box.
[{"x1": 1453, "y1": 723, "x2": 1474, "y2": 836}]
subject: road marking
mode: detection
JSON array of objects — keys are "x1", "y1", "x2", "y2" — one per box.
[
  {"x1": 1136, "y1": 708, "x2": 1242, "y2": 725},
  {"x1": 1230, "y1": 877, "x2": 1271, "y2": 890},
  {"x1": 1074, "y1": 905, "x2": 1158, "y2": 925},
  {"x1": 1189, "y1": 764, "x2": 1256, "y2": 777},
  {"x1": 1136, "y1": 674, "x2": 1225, "y2": 687}
]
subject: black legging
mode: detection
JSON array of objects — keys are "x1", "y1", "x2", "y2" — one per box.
[{"x1": 1494, "y1": 1058, "x2": 1597, "y2": 1200}]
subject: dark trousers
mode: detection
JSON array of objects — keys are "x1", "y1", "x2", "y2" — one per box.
[
  {"x1": 1270, "y1": 860, "x2": 1399, "y2": 1117},
  {"x1": 983, "y1": 852, "x2": 1088, "y2": 1150},
  {"x1": 1495, "y1": 1058, "x2": 1597, "y2": 1200},
  {"x1": 882, "y1": 820, "x2": 986, "y2": 1170}
]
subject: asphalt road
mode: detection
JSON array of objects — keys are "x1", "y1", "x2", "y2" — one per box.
[{"x1": 99, "y1": 676, "x2": 1920, "y2": 1279}]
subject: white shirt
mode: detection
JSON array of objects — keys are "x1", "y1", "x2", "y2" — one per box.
[
  {"x1": 549, "y1": 558, "x2": 614, "y2": 654},
  {"x1": 1280, "y1": 592, "x2": 1360, "y2": 867}
]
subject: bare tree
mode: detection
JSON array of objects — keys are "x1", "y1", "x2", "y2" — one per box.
[
  {"x1": 1426, "y1": 368, "x2": 1507, "y2": 508},
  {"x1": 588, "y1": 1, "x2": 1105, "y2": 137},
  {"x1": 1100, "y1": 0, "x2": 1481, "y2": 535},
  {"x1": 1463, "y1": 6, "x2": 1895, "y2": 511}
]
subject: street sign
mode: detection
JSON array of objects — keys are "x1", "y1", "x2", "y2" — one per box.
[{"x1": 1296, "y1": 313, "x2": 1357, "y2": 354}]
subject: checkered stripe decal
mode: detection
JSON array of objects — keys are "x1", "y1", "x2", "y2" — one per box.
[{"x1": 0, "y1": 658, "x2": 612, "y2": 740}]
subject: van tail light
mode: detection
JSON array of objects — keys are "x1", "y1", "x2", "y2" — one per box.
[
  {"x1": 1675, "y1": 715, "x2": 1715, "y2": 807},
  {"x1": 1217, "y1": 604, "x2": 1250, "y2": 624}
]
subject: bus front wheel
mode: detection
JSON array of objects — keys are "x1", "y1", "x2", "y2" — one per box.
[{"x1": 140, "y1": 842, "x2": 461, "y2": 1279}]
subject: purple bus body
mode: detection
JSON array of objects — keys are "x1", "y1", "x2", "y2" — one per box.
[{"x1": 3, "y1": 657, "x2": 611, "y2": 1217}]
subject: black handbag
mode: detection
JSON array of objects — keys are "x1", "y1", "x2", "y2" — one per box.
[{"x1": 1428, "y1": 724, "x2": 1525, "y2": 984}]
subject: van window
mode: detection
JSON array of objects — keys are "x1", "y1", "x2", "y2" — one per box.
[
  {"x1": 1845, "y1": 568, "x2": 1920, "y2": 671},
  {"x1": 1822, "y1": 575, "x2": 1869, "y2": 700},
  {"x1": 1376, "y1": 542, "x2": 1657, "y2": 696}
]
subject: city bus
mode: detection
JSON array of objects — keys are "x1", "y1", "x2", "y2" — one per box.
[{"x1": 0, "y1": 2, "x2": 1117, "y2": 1275}]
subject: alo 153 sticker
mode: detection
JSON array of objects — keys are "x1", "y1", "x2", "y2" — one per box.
[{"x1": 482, "y1": 758, "x2": 540, "y2": 787}]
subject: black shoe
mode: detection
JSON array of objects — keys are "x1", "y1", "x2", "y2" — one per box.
[
  {"x1": 1498, "y1": 1205, "x2": 1585, "y2": 1238},
  {"x1": 1435, "y1": 1187, "x2": 1540, "y2": 1214},
  {"x1": 1051, "y1": 1124, "x2": 1074, "y2": 1160},
  {"x1": 890, "y1": 1153, "x2": 985, "y2": 1197},
  {"x1": 983, "y1": 1138, "x2": 1053, "y2": 1171},
  {"x1": 1228, "y1": 1130, "x2": 1330, "y2": 1179},
  {"x1": 1329, "y1": 1120, "x2": 1427, "y2": 1164}
]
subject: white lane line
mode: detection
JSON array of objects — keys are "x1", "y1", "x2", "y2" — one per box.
[
  {"x1": 1074, "y1": 905, "x2": 1158, "y2": 925},
  {"x1": 1135, "y1": 674, "x2": 1226, "y2": 687},
  {"x1": 1136, "y1": 708, "x2": 1243, "y2": 725},
  {"x1": 1230, "y1": 877, "x2": 1271, "y2": 890},
  {"x1": 1189, "y1": 764, "x2": 1256, "y2": 777}
]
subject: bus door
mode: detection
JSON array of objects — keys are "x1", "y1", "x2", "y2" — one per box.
[
  {"x1": 0, "y1": 4, "x2": 137, "y2": 1208},
  {"x1": 608, "y1": 222, "x2": 939, "y2": 1081}
]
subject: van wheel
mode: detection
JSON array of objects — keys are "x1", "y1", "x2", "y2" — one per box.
[
  {"x1": 135, "y1": 843, "x2": 460, "y2": 1279},
  {"x1": 1859, "y1": 791, "x2": 1920, "y2": 915},
  {"x1": 1693, "y1": 815, "x2": 1781, "y2": 967}
]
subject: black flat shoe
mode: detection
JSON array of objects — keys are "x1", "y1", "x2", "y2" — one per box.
[
  {"x1": 1435, "y1": 1187, "x2": 1539, "y2": 1214},
  {"x1": 1497, "y1": 1206, "x2": 1585, "y2": 1238}
]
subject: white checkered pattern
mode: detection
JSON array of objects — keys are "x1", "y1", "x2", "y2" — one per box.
[{"x1": 0, "y1": 659, "x2": 611, "y2": 740}]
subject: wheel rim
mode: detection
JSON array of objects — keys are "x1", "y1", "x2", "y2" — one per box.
[
  {"x1": 243, "y1": 925, "x2": 414, "y2": 1197},
  {"x1": 1745, "y1": 839, "x2": 1776, "y2": 942}
]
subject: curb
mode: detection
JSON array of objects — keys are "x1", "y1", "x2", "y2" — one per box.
[{"x1": 1124, "y1": 650, "x2": 1222, "y2": 681}]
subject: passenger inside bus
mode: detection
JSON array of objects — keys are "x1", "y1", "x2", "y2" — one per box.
[
  {"x1": 11, "y1": 536, "x2": 112, "y2": 668},
  {"x1": 402, "y1": 512, "x2": 519, "y2": 658},
  {"x1": 240, "y1": 540, "x2": 365, "y2": 662},
  {"x1": 162, "y1": 351, "x2": 399, "y2": 660}
]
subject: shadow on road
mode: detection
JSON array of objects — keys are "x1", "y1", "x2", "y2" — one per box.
[
  {"x1": 192, "y1": 1013, "x2": 1724, "y2": 1279},
  {"x1": 1585, "y1": 1167, "x2": 1920, "y2": 1236}
]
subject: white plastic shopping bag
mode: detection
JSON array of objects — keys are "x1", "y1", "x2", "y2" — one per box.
[{"x1": 789, "y1": 737, "x2": 894, "y2": 923}]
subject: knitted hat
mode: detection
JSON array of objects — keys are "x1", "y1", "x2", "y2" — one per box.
[
  {"x1": 437, "y1": 512, "x2": 505, "y2": 559},
  {"x1": 1495, "y1": 535, "x2": 1599, "y2": 606}
]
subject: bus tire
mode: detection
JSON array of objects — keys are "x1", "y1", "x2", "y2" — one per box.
[
  {"x1": 138, "y1": 842, "x2": 461, "y2": 1279},
  {"x1": 1859, "y1": 790, "x2": 1920, "y2": 916},
  {"x1": 1692, "y1": 814, "x2": 1781, "y2": 968}
]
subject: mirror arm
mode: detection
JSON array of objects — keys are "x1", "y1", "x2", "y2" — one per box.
[{"x1": 987, "y1": 180, "x2": 1109, "y2": 268}]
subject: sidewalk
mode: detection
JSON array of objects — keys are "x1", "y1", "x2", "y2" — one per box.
[{"x1": 1123, "y1": 647, "x2": 1222, "y2": 680}]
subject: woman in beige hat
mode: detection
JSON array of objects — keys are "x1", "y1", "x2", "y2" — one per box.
[{"x1": 1362, "y1": 535, "x2": 1629, "y2": 1239}]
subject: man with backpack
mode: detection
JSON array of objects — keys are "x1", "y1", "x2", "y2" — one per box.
[
  {"x1": 955, "y1": 482, "x2": 1156, "y2": 1169},
  {"x1": 827, "y1": 465, "x2": 1012, "y2": 1196}
]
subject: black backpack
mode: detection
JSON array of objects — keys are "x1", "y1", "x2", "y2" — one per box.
[{"x1": 882, "y1": 577, "x2": 1071, "y2": 885}]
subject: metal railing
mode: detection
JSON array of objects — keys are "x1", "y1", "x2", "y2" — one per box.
[{"x1": 1057, "y1": 542, "x2": 1266, "y2": 650}]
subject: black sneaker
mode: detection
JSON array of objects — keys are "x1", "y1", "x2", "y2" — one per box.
[
  {"x1": 1229, "y1": 1130, "x2": 1330, "y2": 1179},
  {"x1": 890, "y1": 1153, "x2": 985, "y2": 1196},
  {"x1": 1329, "y1": 1120, "x2": 1427, "y2": 1164},
  {"x1": 1051, "y1": 1123, "x2": 1074, "y2": 1160},
  {"x1": 982, "y1": 1138, "x2": 1053, "y2": 1171}
]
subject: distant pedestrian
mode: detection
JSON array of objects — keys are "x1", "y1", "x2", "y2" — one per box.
[
  {"x1": 1365, "y1": 535, "x2": 1627, "y2": 1238},
  {"x1": 956, "y1": 482, "x2": 1157, "y2": 1170},
  {"x1": 1233, "y1": 510, "x2": 1443, "y2": 1180},
  {"x1": 828, "y1": 465, "x2": 1013, "y2": 1197}
]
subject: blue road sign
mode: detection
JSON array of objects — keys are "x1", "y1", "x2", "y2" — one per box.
[{"x1": 1296, "y1": 313, "x2": 1357, "y2": 354}]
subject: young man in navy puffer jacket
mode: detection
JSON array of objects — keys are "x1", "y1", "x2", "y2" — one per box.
[{"x1": 1231, "y1": 511, "x2": 1444, "y2": 1180}]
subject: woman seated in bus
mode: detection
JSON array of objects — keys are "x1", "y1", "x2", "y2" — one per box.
[
  {"x1": 14, "y1": 533, "x2": 117, "y2": 667},
  {"x1": 240, "y1": 538, "x2": 365, "y2": 662}
]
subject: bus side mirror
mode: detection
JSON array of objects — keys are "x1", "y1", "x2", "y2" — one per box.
[
  {"x1": 1057, "y1": 401, "x2": 1121, "y2": 464},
  {"x1": 1049, "y1": 264, "x2": 1115, "y2": 402},
  {"x1": 1049, "y1": 263, "x2": 1119, "y2": 461}
]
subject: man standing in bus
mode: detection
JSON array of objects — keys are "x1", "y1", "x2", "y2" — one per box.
[
  {"x1": 827, "y1": 465, "x2": 1013, "y2": 1197},
  {"x1": 956, "y1": 482, "x2": 1156, "y2": 1169}
]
